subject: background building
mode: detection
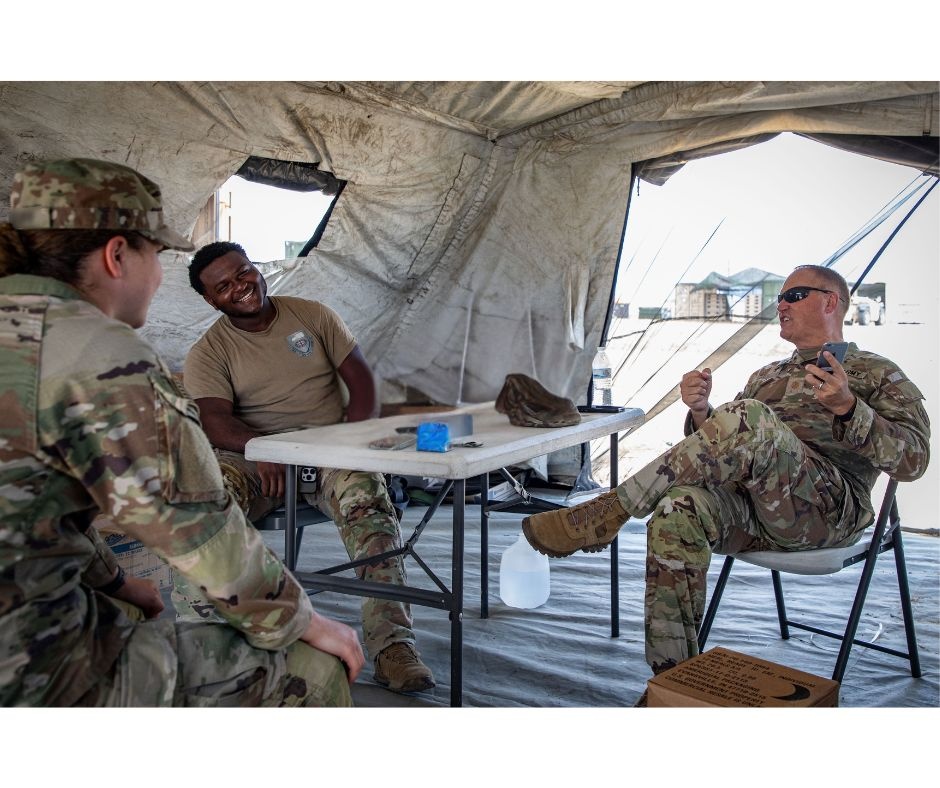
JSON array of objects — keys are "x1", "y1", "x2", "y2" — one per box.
[{"x1": 675, "y1": 268, "x2": 784, "y2": 319}]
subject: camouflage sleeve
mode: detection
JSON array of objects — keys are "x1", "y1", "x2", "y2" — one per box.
[
  {"x1": 79, "y1": 524, "x2": 120, "y2": 588},
  {"x1": 682, "y1": 366, "x2": 762, "y2": 436},
  {"x1": 40, "y1": 327, "x2": 313, "y2": 650},
  {"x1": 835, "y1": 367, "x2": 931, "y2": 482},
  {"x1": 682, "y1": 407, "x2": 713, "y2": 436}
]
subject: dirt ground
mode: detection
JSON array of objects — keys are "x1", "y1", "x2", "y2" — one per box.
[{"x1": 596, "y1": 316, "x2": 939, "y2": 532}]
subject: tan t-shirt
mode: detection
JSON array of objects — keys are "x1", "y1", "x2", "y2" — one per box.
[{"x1": 184, "y1": 296, "x2": 357, "y2": 434}]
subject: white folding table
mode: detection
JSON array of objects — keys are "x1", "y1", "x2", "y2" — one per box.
[{"x1": 246, "y1": 401, "x2": 644, "y2": 706}]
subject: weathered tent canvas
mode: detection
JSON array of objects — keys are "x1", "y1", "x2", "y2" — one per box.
[{"x1": 2, "y1": 81, "x2": 937, "y2": 408}]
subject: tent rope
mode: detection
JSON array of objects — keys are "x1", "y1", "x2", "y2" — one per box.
[
  {"x1": 821, "y1": 174, "x2": 931, "y2": 271},
  {"x1": 841, "y1": 176, "x2": 938, "y2": 293}
]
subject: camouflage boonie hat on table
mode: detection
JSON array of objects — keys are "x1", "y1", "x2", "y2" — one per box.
[
  {"x1": 8, "y1": 158, "x2": 194, "y2": 251},
  {"x1": 495, "y1": 372, "x2": 581, "y2": 428}
]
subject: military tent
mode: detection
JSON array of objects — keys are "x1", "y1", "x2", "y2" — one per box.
[{"x1": 2, "y1": 81, "x2": 937, "y2": 411}]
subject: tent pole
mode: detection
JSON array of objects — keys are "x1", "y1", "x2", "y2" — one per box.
[
  {"x1": 602, "y1": 168, "x2": 637, "y2": 344},
  {"x1": 587, "y1": 168, "x2": 637, "y2": 407},
  {"x1": 843, "y1": 176, "x2": 938, "y2": 294},
  {"x1": 298, "y1": 180, "x2": 347, "y2": 257},
  {"x1": 579, "y1": 168, "x2": 637, "y2": 487}
]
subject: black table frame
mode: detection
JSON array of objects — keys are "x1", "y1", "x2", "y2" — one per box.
[{"x1": 283, "y1": 432, "x2": 622, "y2": 707}]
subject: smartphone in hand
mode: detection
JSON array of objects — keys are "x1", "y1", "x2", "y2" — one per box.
[{"x1": 816, "y1": 341, "x2": 848, "y2": 372}]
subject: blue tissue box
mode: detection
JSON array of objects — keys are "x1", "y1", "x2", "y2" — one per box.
[{"x1": 416, "y1": 422, "x2": 450, "y2": 452}]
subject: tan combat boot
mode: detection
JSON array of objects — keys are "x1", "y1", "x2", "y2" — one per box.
[
  {"x1": 522, "y1": 489, "x2": 629, "y2": 558},
  {"x1": 374, "y1": 642, "x2": 436, "y2": 693}
]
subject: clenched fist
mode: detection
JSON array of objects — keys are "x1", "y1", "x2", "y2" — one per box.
[{"x1": 680, "y1": 367, "x2": 712, "y2": 428}]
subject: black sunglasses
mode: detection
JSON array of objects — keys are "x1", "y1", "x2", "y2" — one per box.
[{"x1": 777, "y1": 286, "x2": 843, "y2": 304}]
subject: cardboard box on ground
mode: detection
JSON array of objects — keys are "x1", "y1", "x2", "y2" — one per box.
[
  {"x1": 647, "y1": 647, "x2": 839, "y2": 707},
  {"x1": 93, "y1": 516, "x2": 173, "y2": 590}
]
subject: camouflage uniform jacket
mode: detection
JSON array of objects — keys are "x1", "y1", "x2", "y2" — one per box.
[
  {"x1": 0, "y1": 274, "x2": 314, "y2": 706},
  {"x1": 687, "y1": 342, "x2": 930, "y2": 529}
]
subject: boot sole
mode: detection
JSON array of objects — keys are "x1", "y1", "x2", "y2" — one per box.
[{"x1": 374, "y1": 674, "x2": 436, "y2": 693}]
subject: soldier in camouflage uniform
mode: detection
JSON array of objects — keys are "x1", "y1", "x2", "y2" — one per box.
[
  {"x1": 523, "y1": 265, "x2": 930, "y2": 681},
  {"x1": 183, "y1": 241, "x2": 435, "y2": 693},
  {"x1": 0, "y1": 158, "x2": 363, "y2": 706}
]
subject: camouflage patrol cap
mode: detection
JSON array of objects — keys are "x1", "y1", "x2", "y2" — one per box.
[{"x1": 8, "y1": 158, "x2": 194, "y2": 251}]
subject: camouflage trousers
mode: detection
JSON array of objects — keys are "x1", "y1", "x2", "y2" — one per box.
[
  {"x1": 210, "y1": 449, "x2": 413, "y2": 661},
  {"x1": 615, "y1": 399, "x2": 863, "y2": 675},
  {"x1": 81, "y1": 618, "x2": 351, "y2": 707}
]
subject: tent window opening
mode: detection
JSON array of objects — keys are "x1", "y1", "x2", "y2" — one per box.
[{"x1": 210, "y1": 156, "x2": 346, "y2": 262}]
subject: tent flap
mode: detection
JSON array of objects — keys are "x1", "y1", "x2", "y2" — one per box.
[
  {"x1": 236, "y1": 156, "x2": 344, "y2": 194},
  {"x1": 797, "y1": 133, "x2": 940, "y2": 176}
]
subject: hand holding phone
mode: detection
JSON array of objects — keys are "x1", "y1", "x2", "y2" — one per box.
[
  {"x1": 816, "y1": 341, "x2": 848, "y2": 372},
  {"x1": 809, "y1": 341, "x2": 855, "y2": 416}
]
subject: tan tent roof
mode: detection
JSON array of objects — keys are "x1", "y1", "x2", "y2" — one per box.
[{"x1": 2, "y1": 81, "x2": 937, "y2": 404}]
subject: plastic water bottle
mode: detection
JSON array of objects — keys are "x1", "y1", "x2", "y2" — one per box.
[
  {"x1": 592, "y1": 345, "x2": 613, "y2": 406},
  {"x1": 499, "y1": 532, "x2": 550, "y2": 609}
]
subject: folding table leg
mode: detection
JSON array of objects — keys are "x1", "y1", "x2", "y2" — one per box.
[
  {"x1": 480, "y1": 472, "x2": 489, "y2": 618},
  {"x1": 450, "y1": 478, "x2": 465, "y2": 707},
  {"x1": 285, "y1": 464, "x2": 297, "y2": 572},
  {"x1": 610, "y1": 433, "x2": 619, "y2": 637}
]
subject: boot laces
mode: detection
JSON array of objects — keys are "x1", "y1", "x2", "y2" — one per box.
[
  {"x1": 382, "y1": 642, "x2": 419, "y2": 665},
  {"x1": 566, "y1": 492, "x2": 619, "y2": 530}
]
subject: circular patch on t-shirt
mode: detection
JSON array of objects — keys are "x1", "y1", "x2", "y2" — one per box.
[{"x1": 286, "y1": 330, "x2": 313, "y2": 357}]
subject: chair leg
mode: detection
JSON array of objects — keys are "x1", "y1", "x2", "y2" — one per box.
[
  {"x1": 771, "y1": 570, "x2": 790, "y2": 640},
  {"x1": 892, "y1": 527, "x2": 922, "y2": 678},
  {"x1": 831, "y1": 481, "x2": 901, "y2": 683},
  {"x1": 698, "y1": 555, "x2": 735, "y2": 650},
  {"x1": 696, "y1": 482, "x2": 916, "y2": 684},
  {"x1": 832, "y1": 548, "x2": 883, "y2": 683}
]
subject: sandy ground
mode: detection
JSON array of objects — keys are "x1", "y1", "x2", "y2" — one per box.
[{"x1": 594, "y1": 316, "x2": 938, "y2": 532}]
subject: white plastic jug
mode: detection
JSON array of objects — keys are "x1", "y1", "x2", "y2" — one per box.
[{"x1": 499, "y1": 532, "x2": 550, "y2": 609}]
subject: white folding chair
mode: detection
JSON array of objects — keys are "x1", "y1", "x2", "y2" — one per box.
[{"x1": 697, "y1": 479, "x2": 921, "y2": 683}]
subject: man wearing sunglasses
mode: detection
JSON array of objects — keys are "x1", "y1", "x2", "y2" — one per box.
[{"x1": 523, "y1": 264, "x2": 929, "y2": 689}]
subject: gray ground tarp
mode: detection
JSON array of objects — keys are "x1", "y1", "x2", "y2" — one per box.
[{"x1": 259, "y1": 506, "x2": 939, "y2": 708}]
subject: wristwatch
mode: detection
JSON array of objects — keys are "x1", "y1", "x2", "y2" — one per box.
[
  {"x1": 837, "y1": 397, "x2": 857, "y2": 423},
  {"x1": 96, "y1": 565, "x2": 127, "y2": 595}
]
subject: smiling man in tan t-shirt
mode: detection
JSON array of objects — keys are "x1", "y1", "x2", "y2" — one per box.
[{"x1": 184, "y1": 241, "x2": 435, "y2": 694}]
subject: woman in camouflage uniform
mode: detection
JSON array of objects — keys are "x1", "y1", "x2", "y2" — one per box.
[{"x1": 0, "y1": 159, "x2": 362, "y2": 706}]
